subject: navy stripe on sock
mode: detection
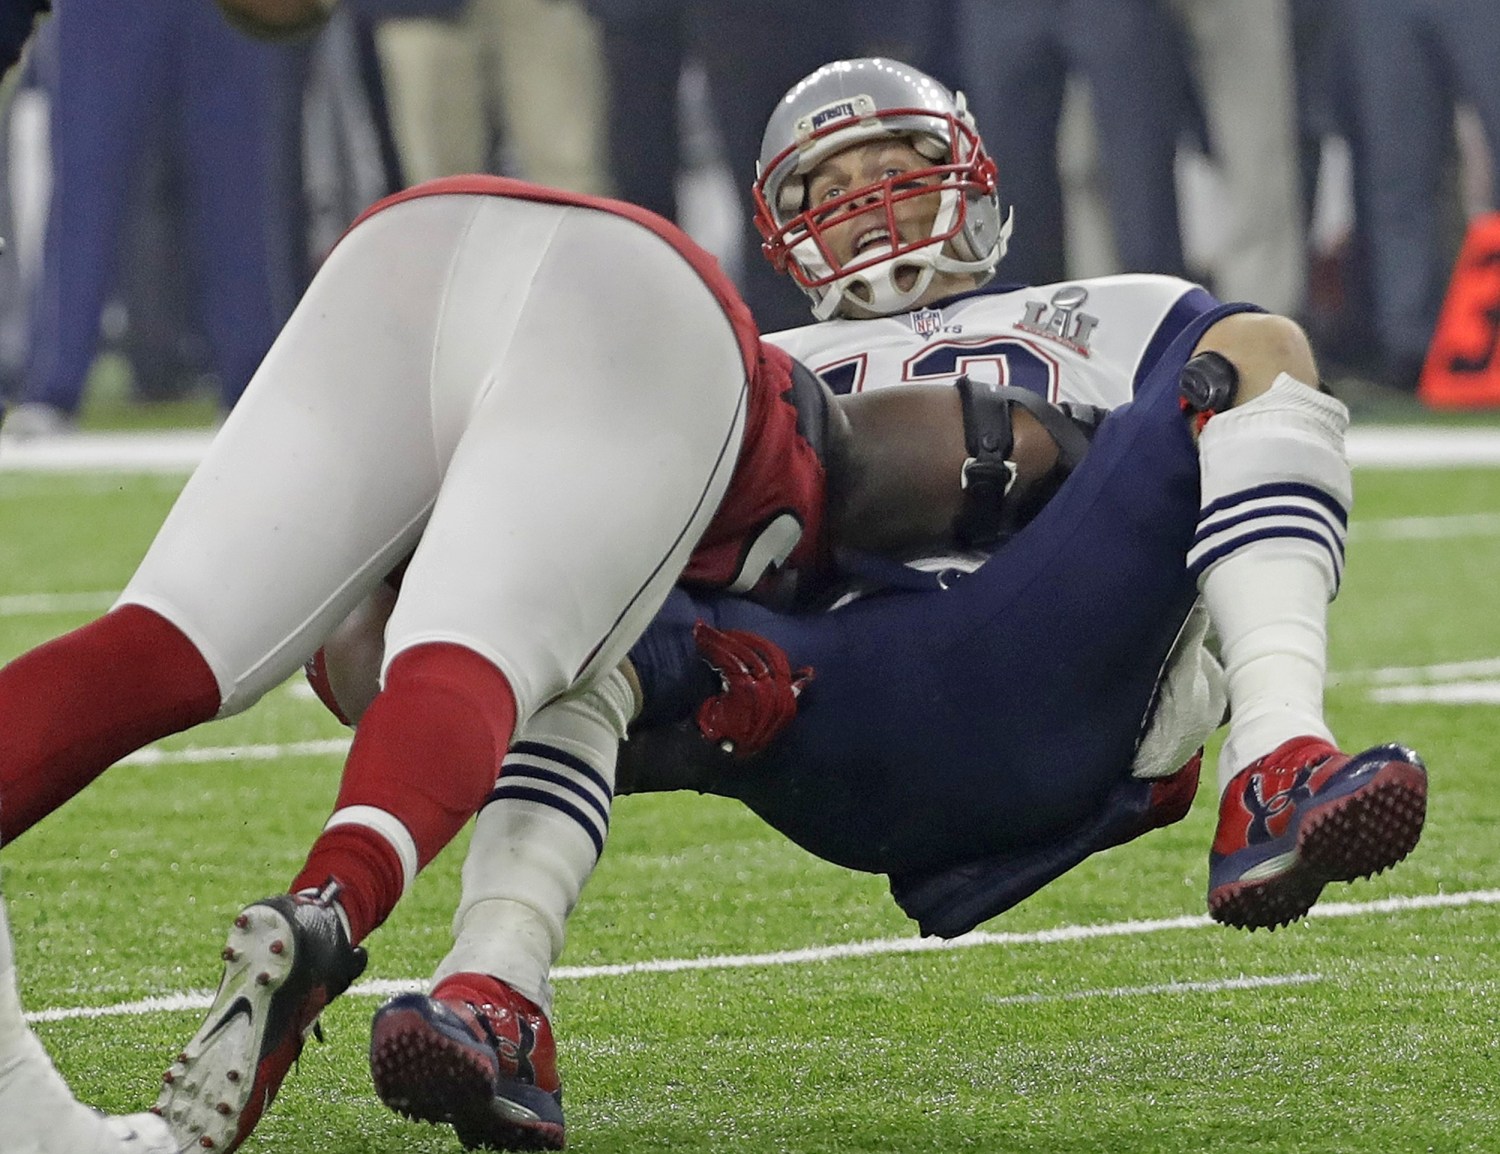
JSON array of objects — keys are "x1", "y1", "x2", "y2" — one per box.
[
  {"x1": 1199, "y1": 480, "x2": 1349, "y2": 527},
  {"x1": 498, "y1": 760, "x2": 611, "y2": 828},
  {"x1": 1194, "y1": 502, "x2": 1347, "y2": 560},
  {"x1": 1187, "y1": 524, "x2": 1345, "y2": 587},
  {"x1": 480, "y1": 784, "x2": 606, "y2": 857},
  {"x1": 510, "y1": 739, "x2": 613, "y2": 798}
]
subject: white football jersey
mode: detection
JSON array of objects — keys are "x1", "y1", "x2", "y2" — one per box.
[
  {"x1": 767, "y1": 272, "x2": 1228, "y2": 780},
  {"x1": 765, "y1": 274, "x2": 1216, "y2": 408}
]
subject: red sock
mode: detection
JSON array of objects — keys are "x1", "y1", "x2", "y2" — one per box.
[
  {"x1": 293, "y1": 642, "x2": 517, "y2": 943},
  {"x1": 433, "y1": 971, "x2": 520, "y2": 1009},
  {"x1": 0, "y1": 605, "x2": 221, "y2": 844}
]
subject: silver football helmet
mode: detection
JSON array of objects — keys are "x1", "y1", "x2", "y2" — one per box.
[{"x1": 754, "y1": 58, "x2": 1011, "y2": 320}]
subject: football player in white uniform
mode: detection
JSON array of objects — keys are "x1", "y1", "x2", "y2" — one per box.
[
  {"x1": 0, "y1": 67, "x2": 1104, "y2": 1154},
  {"x1": 341, "y1": 59, "x2": 1426, "y2": 1151}
]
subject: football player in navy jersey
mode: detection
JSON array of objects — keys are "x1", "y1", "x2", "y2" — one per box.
[{"x1": 334, "y1": 59, "x2": 1428, "y2": 1151}]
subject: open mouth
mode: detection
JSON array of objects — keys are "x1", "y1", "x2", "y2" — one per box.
[{"x1": 852, "y1": 226, "x2": 895, "y2": 257}]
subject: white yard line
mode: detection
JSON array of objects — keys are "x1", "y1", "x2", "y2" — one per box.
[
  {"x1": 1330, "y1": 656, "x2": 1500, "y2": 685},
  {"x1": 0, "y1": 430, "x2": 216, "y2": 473},
  {"x1": 116, "y1": 738, "x2": 351, "y2": 767},
  {"x1": 3, "y1": 426, "x2": 1500, "y2": 474},
  {"x1": 1346, "y1": 512, "x2": 1500, "y2": 540},
  {"x1": 1326, "y1": 656, "x2": 1500, "y2": 703},
  {"x1": 0, "y1": 591, "x2": 117, "y2": 617},
  {"x1": 983, "y1": 971, "x2": 1324, "y2": 1006},
  {"x1": 25, "y1": 887, "x2": 1500, "y2": 1024},
  {"x1": 1344, "y1": 426, "x2": 1500, "y2": 469},
  {"x1": 1369, "y1": 681, "x2": 1500, "y2": 705}
]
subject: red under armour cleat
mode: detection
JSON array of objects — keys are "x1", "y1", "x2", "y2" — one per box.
[
  {"x1": 370, "y1": 973, "x2": 564, "y2": 1151},
  {"x1": 1208, "y1": 736, "x2": 1428, "y2": 930}
]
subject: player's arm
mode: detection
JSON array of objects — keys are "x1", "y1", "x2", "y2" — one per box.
[
  {"x1": 826, "y1": 380, "x2": 1103, "y2": 555},
  {"x1": 1178, "y1": 310, "x2": 1323, "y2": 430}
]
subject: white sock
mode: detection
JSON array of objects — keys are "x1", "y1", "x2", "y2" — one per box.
[
  {"x1": 433, "y1": 668, "x2": 631, "y2": 1016},
  {"x1": 1191, "y1": 375, "x2": 1351, "y2": 793}
]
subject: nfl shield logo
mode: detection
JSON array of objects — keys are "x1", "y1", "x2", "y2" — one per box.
[{"x1": 910, "y1": 308, "x2": 943, "y2": 336}]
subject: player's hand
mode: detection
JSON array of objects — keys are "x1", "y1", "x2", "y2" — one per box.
[{"x1": 692, "y1": 622, "x2": 812, "y2": 757}]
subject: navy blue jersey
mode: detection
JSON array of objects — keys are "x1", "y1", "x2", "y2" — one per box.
[{"x1": 624, "y1": 302, "x2": 1258, "y2": 921}]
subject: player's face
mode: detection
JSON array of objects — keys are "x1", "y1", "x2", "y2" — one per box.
[{"x1": 805, "y1": 139, "x2": 944, "y2": 292}]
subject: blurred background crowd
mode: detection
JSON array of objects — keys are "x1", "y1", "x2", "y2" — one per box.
[{"x1": 0, "y1": 0, "x2": 1496, "y2": 436}]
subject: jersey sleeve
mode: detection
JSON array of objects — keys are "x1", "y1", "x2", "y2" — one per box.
[
  {"x1": 678, "y1": 344, "x2": 832, "y2": 602},
  {"x1": 1129, "y1": 283, "x2": 1222, "y2": 393}
]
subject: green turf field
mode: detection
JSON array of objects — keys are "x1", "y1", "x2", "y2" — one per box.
[{"x1": 2, "y1": 452, "x2": 1499, "y2": 1153}]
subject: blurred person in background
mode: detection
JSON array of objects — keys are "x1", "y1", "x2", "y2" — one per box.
[
  {"x1": 2, "y1": 20, "x2": 219, "y2": 419},
  {"x1": 952, "y1": 0, "x2": 1192, "y2": 286},
  {"x1": 1286, "y1": 0, "x2": 1379, "y2": 387},
  {"x1": 370, "y1": 0, "x2": 609, "y2": 194},
  {"x1": 1172, "y1": 0, "x2": 1305, "y2": 317},
  {"x1": 4, "y1": 0, "x2": 288, "y2": 439},
  {"x1": 585, "y1": 0, "x2": 944, "y2": 333},
  {"x1": 1342, "y1": 0, "x2": 1500, "y2": 394}
]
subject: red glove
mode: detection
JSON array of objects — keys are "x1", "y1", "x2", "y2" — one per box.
[{"x1": 692, "y1": 621, "x2": 813, "y2": 757}]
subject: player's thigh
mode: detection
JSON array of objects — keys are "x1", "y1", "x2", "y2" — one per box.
[
  {"x1": 118, "y1": 196, "x2": 488, "y2": 714},
  {"x1": 385, "y1": 200, "x2": 749, "y2": 719}
]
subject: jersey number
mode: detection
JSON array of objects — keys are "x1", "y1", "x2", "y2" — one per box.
[{"x1": 817, "y1": 337, "x2": 1061, "y2": 401}]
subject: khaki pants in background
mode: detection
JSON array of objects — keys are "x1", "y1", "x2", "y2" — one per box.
[{"x1": 375, "y1": 0, "x2": 609, "y2": 194}]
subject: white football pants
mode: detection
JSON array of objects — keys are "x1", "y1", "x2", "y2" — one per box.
[{"x1": 119, "y1": 192, "x2": 748, "y2": 723}]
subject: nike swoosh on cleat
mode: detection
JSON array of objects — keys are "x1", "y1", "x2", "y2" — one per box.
[{"x1": 204, "y1": 995, "x2": 254, "y2": 1040}]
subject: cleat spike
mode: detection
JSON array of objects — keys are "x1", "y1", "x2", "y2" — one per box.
[
  {"x1": 1208, "y1": 738, "x2": 1427, "y2": 930},
  {"x1": 369, "y1": 977, "x2": 565, "y2": 1149},
  {"x1": 153, "y1": 889, "x2": 367, "y2": 1153}
]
